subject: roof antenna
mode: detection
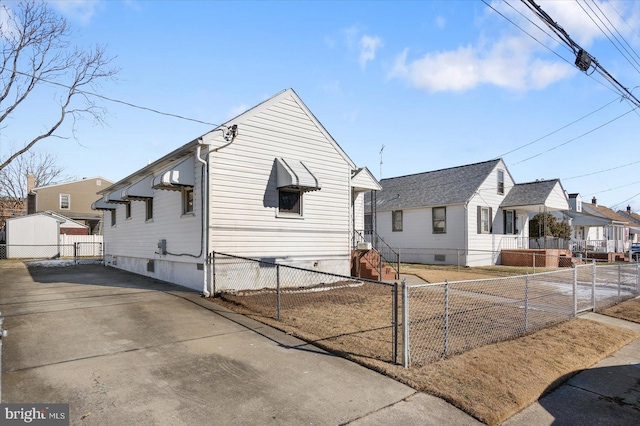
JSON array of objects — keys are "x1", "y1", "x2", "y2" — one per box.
[{"x1": 379, "y1": 144, "x2": 385, "y2": 179}]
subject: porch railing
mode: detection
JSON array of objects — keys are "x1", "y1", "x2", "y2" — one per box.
[{"x1": 354, "y1": 230, "x2": 400, "y2": 279}]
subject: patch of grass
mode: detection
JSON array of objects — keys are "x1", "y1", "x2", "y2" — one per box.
[
  {"x1": 401, "y1": 263, "x2": 561, "y2": 283},
  {"x1": 600, "y1": 297, "x2": 640, "y2": 323},
  {"x1": 380, "y1": 318, "x2": 638, "y2": 425}
]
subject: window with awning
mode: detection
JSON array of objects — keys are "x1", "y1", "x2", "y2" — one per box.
[
  {"x1": 91, "y1": 196, "x2": 117, "y2": 211},
  {"x1": 122, "y1": 175, "x2": 154, "y2": 200},
  {"x1": 152, "y1": 156, "x2": 195, "y2": 191},
  {"x1": 275, "y1": 158, "x2": 321, "y2": 192}
]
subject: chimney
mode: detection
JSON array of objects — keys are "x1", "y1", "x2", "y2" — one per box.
[
  {"x1": 592, "y1": 196, "x2": 597, "y2": 205},
  {"x1": 628, "y1": 205, "x2": 632, "y2": 213},
  {"x1": 27, "y1": 173, "x2": 35, "y2": 193}
]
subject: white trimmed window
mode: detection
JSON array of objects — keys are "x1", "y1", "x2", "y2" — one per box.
[
  {"x1": 504, "y1": 210, "x2": 515, "y2": 234},
  {"x1": 60, "y1": 194, "x2": 70, "y2": 209},
  {"x1": 497, "y1": 170, "x2": 505, "y2": 195},
  {"x1": 392, "y1": 210, "x2": 403, "y2": 232},
  {"x1": 182, "y1": 187, "x2": 194, "y2": 215},
  {"x1": 433, "y1": 207, "x2": 446, "y2": 234},
  {"x1": 145, "y1": 199, "x2": 153, "y2": 221},
  {"x1": 125, "y1": 202, "x2": 131, "y2": 219},
  {"x1": 480, "y1": 207, "x2": 491, "y2": 233}
]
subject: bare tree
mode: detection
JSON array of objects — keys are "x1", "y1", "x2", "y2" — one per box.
[
  {"x1": 0, "y1": 0, "x2": 119, "y2": 172},
  {"x1": 0, "y1": 150, "x2": 69, "y2": 201}
]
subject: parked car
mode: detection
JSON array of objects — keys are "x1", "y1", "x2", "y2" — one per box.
[{"x1": 632, "y1": 244, "x2": 640, "y2": 261}]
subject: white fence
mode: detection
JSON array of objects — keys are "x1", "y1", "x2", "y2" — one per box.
[{"x1": 59, "y1": 235, "x2": 103, "y2": 257}]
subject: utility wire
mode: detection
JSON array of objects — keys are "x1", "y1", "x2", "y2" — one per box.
[
  {"x1": 494, "y1": 96, "x2": 620, "y2": 158},
  {"x1": 513, "y1": 107, "x2": 636, "y2": 164},
  {"x1": 578, "y1": 1, "x2": 640, "y2": 74},
  {"x1": 593, "y1": 0, "x2": 640, "y2": 64},
  {"x1": 521, "y1": 0, "x2": 640, "y2": 108},
  {"x1": 0, "y1": 66, "x2": 220, "y2": 127},
  {"x1": 562, "y1": 159, "x2": 640, "y2": 180}
]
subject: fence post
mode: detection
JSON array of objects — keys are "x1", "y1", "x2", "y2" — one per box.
[
  {"x1": 573, "y1": 264, "x2": 578, "y2": 317},
  {"x1": 211, "y1": 252, "x2": 216, "y2": 296},
  {"x1": 637, "y1": 263, "x2": 640, "y2": 295},
  {"x1": 392, "y1": 282, "x2": 398, "y2": 365},
  {"x1": 397, "y1": 248, "x2": 401, "y2": 280},
  {"x1": 457, "y1": 249, "x2": 460, "y2": 272},
  {"x1": 276, "y1": 264, "x2": 281, "y2": 321},
  {"x1": 444, "y1": 280, "x2": 449, "y2": 357},
  {"x1": 618, "y1": 264, "x2": 622, "y2": 301},
  {"x1": 532, "y1": 252, "x2": 536, "y2": 275},
  {"x1": 591, "y1": 260, "x2": 596, "y2": 312},
  {"x1": 524, "y1": 274, "x2": 529, "y2": 332},
  {"x1": 402, "y1": 279, "x2": 409, "y2": 368},
  {"x1": 73, "y1": 243, "x2": 78, "y2": 265},
  {"x1": 0, "y1": 314, "x2": 6, "y2": 402}
]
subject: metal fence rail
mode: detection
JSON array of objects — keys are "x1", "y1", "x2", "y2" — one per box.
[{"x1": 212, "y1": 251, "x2": 400, "y2": 364}]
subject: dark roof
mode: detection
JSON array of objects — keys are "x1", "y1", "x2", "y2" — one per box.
[
  {"x1": 500, "y1": 179, "x2": 561, "y2": 208},
  {"x1": 372, "y1": 159, "x2": 501, "y2": 211}
]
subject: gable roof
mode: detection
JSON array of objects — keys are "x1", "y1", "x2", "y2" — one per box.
[
  {"x1": 101, "y1": 88, "x2": 358, "y2": 195},
  {"x1": 617, "y1": 209, "x2": 640, "y2": 225},
  {"x1": 582, "y1": 203, "x2": 629, "y2": 224},
  {"x1": 373, "y1": 159, "x2": 502, "y2": 211},
  {"x1": 31, "y1": 176, "x2": 113, "y2": 192},
  {"x1": 500, "y1": 179, "x2": 567, "y2": 210}
]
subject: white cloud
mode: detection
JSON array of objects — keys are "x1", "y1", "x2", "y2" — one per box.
[
  {"x1": 388, "y1": 2, "x2": 589, "y2": 93},
  {"x1": 435, "y1": 15, "x2": 446, "y2": 30},
  {"x1": 0, "y1": 4, "x2": 17, "y2": 39},
  {"x1": 48, "y1": 0, "x2": 102, "y2": 25},
  {"x1": 359, "y1": 35, "x2": 382, "y2": 69},
  {"x1": 389, "y1": 34, "x2": 576, "y2": 93}
]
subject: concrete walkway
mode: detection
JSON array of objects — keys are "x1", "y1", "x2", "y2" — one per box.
[{"x1": 0, "y1": 263, "x2": 478, "y2": 425}]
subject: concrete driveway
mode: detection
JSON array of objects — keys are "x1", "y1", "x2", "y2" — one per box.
[{"x1": 0, "y1": 263, "x2": 426, "y2": 425}]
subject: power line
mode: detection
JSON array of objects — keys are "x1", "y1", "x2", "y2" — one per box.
[
  {"x1": 0, "y1": 66, "x2": 220, "y2": 127},
  {"x1": 577, "y1": 1, "x2": 640, "y2": 75},
  {"x1": 562, "y1": 159, "x2": 640, "y2": 181},
  {"x1": 521, "y1": 0, "x2": 640, "y2": 108},
  {"x1": 494, "y1": 96, "x2": 620, "y2": 158},
  {"x1": 513, "y1": 106, "x2": 636, "y2": 164}
]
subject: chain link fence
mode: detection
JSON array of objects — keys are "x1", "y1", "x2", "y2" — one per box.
[
  {"x1": 212, "y1": 251, "x2": 400, "y2": 364},
  {"x1": 404, "y1": 262, "x2": 640, "y2": 366}
]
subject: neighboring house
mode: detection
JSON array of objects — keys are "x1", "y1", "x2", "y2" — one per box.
[
  {"x1": 92, "y1": 88, "x2": 380, "y2": 293},
  {"x1": 369, "y1": 159, "x2": 569, "y2": 267},
  {"x1": 618, "y1": 206, "x2": 640, "y2": 244},
  {"x1": 3, "y1": 211, "x2": 88, "y2": 258},
  {"x1": 27, "y1": 176, "x2": 113, "y2": 235},
  {"x1": 565, "y1": 196, "x2": 635, "y2": 257}
]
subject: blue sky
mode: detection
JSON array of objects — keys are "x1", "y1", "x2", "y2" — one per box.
[{"x1": 2, "y1": 0, "x2": 640, "y2": 212}]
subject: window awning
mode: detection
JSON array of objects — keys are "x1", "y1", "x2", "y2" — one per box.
[
  {"x1": 122, "y1": 175, "x2": 154, "y2": 200},
  {"x1": 275, "y1": 158, "x2": 321, "y2": 192},
  {"x1": 152, "y1": 156, "x2": 195, "y2": 191},
  {"x1": 91, "y1": 196, "x2": 117, "y2": 211},
  {"x1": 104, "y1": 189, "x2": 128, "y2": 204}
]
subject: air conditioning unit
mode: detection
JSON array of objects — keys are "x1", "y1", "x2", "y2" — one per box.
[{"x1": 357, "y1": 242, "x2": 372, "y2": 250}]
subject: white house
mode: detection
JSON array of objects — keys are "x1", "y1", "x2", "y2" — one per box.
[
  {"x1": 370, "y1": 159, "x2": 569, "y2": 267},
  {"x1": 93, "y1": 89, "x2": 380, "y2": 293}
]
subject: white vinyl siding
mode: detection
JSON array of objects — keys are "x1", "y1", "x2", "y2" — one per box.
[
  {"x1": 204, "y1": 94, "x2": 352, "y2": 272},
  {"x1": 103, "y1": 156, "x2": 202, "y2": 263}
]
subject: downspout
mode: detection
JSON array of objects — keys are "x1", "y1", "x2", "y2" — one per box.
[
  {"x1": 196, "y1": 142, "x2": 210, "y2": 297},
  {"x1": 197, "y1": 124, "x2": 238, "y2": 297},
  {"x1": 464, "y1": 200, "x2": 469, "y2": 267}
]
